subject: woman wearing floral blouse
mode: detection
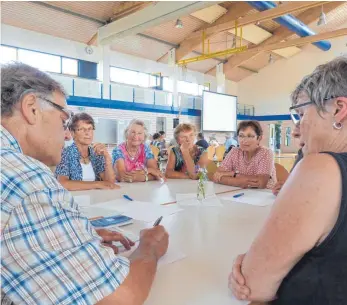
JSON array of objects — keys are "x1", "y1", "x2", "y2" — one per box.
[
  {"x1": 112, "y1": 119, "x2": 165, "y2": 183},
  {"x1": 56, "y1": 112, "x2": 117, "y2": 191}
]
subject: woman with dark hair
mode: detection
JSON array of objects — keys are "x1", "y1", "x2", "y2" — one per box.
[
  {"x1": 56, "y1": 112, "x2": 117, "y2": 190},
  {"x1": 213, "y1": 120, "x2": 276, "y2": 189}
]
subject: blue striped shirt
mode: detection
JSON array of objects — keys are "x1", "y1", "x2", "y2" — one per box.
[{"x1": 1, "y1": 126, "x2": 129, "y2": 305}]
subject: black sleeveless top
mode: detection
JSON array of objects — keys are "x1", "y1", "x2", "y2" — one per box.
[{"x1": 272, "y1": 152, "x2": 347, "y2": 305}]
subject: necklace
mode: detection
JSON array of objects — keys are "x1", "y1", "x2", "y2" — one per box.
[
  {"x1": 81, "y1": 155, "x2": 89, "y2": 164},
  {"x1": 125, "y1": 143, "x2": 139, "y2": 161}
]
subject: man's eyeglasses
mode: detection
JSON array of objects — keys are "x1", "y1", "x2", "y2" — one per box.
[
  {"x1": 289, "y1": 96, "x2": 338, "y2": 125},
  {"x1": 39, "y1": 97, "x2": 74, "y2": 130}
]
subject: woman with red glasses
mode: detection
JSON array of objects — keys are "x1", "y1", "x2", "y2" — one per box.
[{"x1": 213, "y1": 120, "x2": 277, "y2": 189}]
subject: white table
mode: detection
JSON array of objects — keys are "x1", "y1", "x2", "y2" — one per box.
[{"x1": 72, "y1": 180, "x2": 273, "y2": 305}]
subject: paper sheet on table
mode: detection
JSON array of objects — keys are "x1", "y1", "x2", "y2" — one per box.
[
  {"x1": 120, "y1": 243, "x2": 186, "y2": 269},
  {"x1": 81, "y1": 206, "x2": 119, "y2": 219},
  {"x1": 73, "y1": 195, "x2": 91, "y2": 207},
  {"x1": 176, "y1": 193, "x2": 223, "y2": 207},
  {"x1": 93, "y1": 199, "x2": 183, "y2": 222},
  {"x1": 221, "y1": 190, "x2": 276, "y2": 206}
]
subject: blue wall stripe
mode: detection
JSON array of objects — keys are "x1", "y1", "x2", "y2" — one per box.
[
  {"x1": 237, "y1": 114, "x2": 291, "y2": 121},
  {"x1": 67, "y1": 96, "x2": 201, "y2": 116},
  {"x1": 67, "y1": 96, "x2": 291, "y2": 121}
]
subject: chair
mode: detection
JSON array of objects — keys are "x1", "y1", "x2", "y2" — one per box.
[
  {"x1": 275, "y1": 163, "x2": 289, "y2": 182},
  {"x1": 207, "y1": 146, "x2": 215, "y2": 161},
  {"x1": 206, "y1": 161, "x2": 218, "y2": 180},
  {"x1": 215, "y1": 145, "x2": 226, "y2": 162},
  {"x1": 150, "y1": 145, "x2": 160, "y2": 160}
]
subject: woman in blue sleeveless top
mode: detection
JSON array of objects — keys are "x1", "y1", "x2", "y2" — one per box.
[{"x1": 229, "y1": 56, "x2": 347, "y2": 304}]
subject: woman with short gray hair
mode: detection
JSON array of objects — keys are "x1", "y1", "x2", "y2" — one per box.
[
  {"x1": 229, "y1": 56, "x2": 347, "y2": 304},
  {"x1": 112, "y1": 119, "x2": 165, "y2": 182}
]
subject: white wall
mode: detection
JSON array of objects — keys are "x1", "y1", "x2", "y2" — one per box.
[
  {"x1": 237, "y1": 34, "x2": 347, "y2": 115},
  {"x1": 1, "y1": 24, "x2": 238, "y2": 96}
]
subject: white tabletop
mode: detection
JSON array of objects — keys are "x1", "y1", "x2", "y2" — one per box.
[{"x1": 72, "y1": 180, "x2": 273, "y2": 305}]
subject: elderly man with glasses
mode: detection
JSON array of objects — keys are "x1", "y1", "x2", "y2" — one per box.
[{"x1": 1, "y1": 63, "x2": 169, "y2": 305}]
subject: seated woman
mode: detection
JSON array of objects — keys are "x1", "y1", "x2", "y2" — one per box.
[
  {"x1": 213, "y1": 120, "x2": 276, "y2": 189},
  {"x1": 56, "y1": 113, "x2": 117, "y2": 191},
  {"x1": 229, "y1": 56, "x2": 347, "y2": 304},
  {"x1": 112, "y1": 119, "x2": 164, "y2": 182},
  {"x1": 165, "y1": 123, "x2": 208, "y2": 179}
]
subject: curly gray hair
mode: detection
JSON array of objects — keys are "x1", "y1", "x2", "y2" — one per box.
[
  {"x1": 124, "y1": 119, "x2": 148, "y2": 141},
  {"x1": 1, "y1": 62, "x2": 66, "y2": 117},
  {"x1": 291, "y1": 56, "x2": 347, "y2": 112}
]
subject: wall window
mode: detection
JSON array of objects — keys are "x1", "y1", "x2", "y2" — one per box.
[
  {"x1": 18, "y1": 49, "x2": 61, "y2": 73},
  {"x1": 1, "y1": 45, "x2": 83, "y2": 77},
  {"x1": 110, "y1": 67, "x2": 160, "y2": 88},
  {"x1": 62, "y1": 57, "x2": 78, "y2": 76},
  {"x1": 163, "y1": 77, "x2": 173, "y2": 92},
  {"x1": 178, "y1": 80, "x2": 199, "y2": 96},
  {"x1": 0, "y1": 45, "x2": 17, "y2": 64},
  {"x1": 163, "y1": 77, "x2": 209, "y2": 96}
]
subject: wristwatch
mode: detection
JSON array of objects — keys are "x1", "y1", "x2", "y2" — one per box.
[
  {"x1": 233, "y1": 170, "x2": 239, "y2": 178},
  {"x1": 144, "y1": 168, "x2": 149, "y2": 182}
]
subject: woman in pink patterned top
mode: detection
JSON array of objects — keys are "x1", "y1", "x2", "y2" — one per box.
[
  {"x1": 213, "y1": 121, "x2": 276, "y2": 189},
  {"x1": 112, "y1": 119, "x2": 165, "y2": 183}
]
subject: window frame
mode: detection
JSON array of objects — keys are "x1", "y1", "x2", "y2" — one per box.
[
  {"x1": 1, "y1": 44, "x2": 80, "y2": 77},
  {"x1": 110, "y1": 66, "x2": 160, "y2": 89}
]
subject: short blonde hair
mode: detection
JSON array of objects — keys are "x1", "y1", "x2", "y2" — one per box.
[
  {"x1": 124, "y1": 119, "x2": 148, "y2": 141},
  {"x1": 174, "y1": 123, "x2": 196, "y2": 141}
]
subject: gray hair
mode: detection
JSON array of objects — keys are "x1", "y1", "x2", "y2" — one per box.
[
  {"x1": 1, "y1": 62, "x2": 67, "y2": 117},
  {"x1": 291, "y1": 56, "x2": 347, "y2": 112},
  {"x1": 124, "y1": 119, "x2": 148, "y2": 140}
]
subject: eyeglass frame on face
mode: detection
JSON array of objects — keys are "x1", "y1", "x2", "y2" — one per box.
[
  {"x1": 75, "y1": 126, "x2": 95, "y2": 133},
  {"x1": 38, "y1": 96, "x2": 74, "y2": 130},
  {"x1": 289, "y1": 96, "x2": 338, "y2": 126},
  {"x1": 238, "y1": 134, "x2": 258, "y2": 141}
]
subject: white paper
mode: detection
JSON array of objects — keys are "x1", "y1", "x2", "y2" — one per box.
[
  {"x1": 221, "y1": 190, "x2": 276, "y2": 206},
  {"x1": 74, "y1": 195, "x2": 91, "y2": 207},
  {"x1": 93, "y1": 199, "x2": 183, "y2": 222},
  {"x1": 81, "y1": 207, "x2": 120, "y2": 219},
  {"x1": 120, "y1": 243, "x2": 186, "y2": 269},
  {"x1": 176, "y1": 193, "x2": 222, "y2": 207},
  {"x1": 108, "y1": 226, "x2": 140, "y2": 248}
]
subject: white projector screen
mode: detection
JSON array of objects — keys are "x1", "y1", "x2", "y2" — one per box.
[{"x1": 202, "y1": 91, "x2": 237, "y2": 132}]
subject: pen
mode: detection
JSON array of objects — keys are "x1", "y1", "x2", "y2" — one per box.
[
  {"x1": 123, "y1": 195, "x2": 133, "y2": 201},
  {"x1": 153, "y1": 216, "x2": 163, "y2": 226},
  {"x1": 233, "y1": 193, "x2": 245, "y2": 198}
]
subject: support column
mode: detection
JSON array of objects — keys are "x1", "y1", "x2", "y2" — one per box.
[
  {"x1": 216, "y1": 62, "x2": 226, "y2": 94},
  {"x1": 99, "y1": 45, "x2": 111, "y2": 99}
]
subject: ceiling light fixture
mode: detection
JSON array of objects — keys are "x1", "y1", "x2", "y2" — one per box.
[
  {"x1": 175, "y1": 19, "x2": 184, "y2": 29},
  {"x1": 317, "y1": 5, "x2": 327, "y2": 26}
]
